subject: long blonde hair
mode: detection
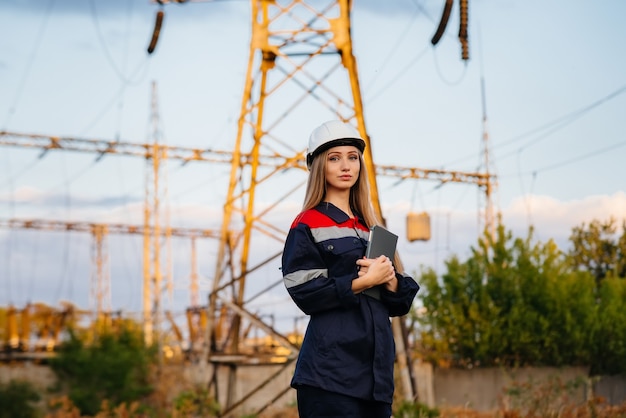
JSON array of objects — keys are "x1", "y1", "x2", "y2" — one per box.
[
  {"x1": 302, "y1": 148, "x2": 380, "y2": 228},
  {"x1": 302, "y1": 148, "x2": 406, "y2": 273}
]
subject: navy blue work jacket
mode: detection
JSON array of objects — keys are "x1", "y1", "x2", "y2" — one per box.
[{"x1": 282, "y1": 202, "x2": 419, "y2": 403}]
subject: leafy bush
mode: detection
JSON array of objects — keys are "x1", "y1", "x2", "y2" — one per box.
[
  {"x1": 172, "y1": 386, "x2": 221, "y2": 417},
  {"x1": 48, "y1": 322, "x2": 156, "y2": 416},
  {"x1": 416, "y1": 220, "x2": 626, "y2": 374},
  {"x1": 0, "y1": 380, "x2": 41, "y2": 418},
  {"x1": 591, "y1": 277, "x2": 626, "y2": 374}
]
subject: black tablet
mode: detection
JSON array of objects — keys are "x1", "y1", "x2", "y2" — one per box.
[{"x1": 365, "y1": 225, "x2": 398, "y2": 259}]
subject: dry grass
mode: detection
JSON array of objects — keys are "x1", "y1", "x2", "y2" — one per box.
[
  {"x1": 41, "y1": 397, "x2": 626, "y2": 418},
  {"x1": 258, "y1": 406, "x2": 299, "y2": 418},
  {"x1": 438, "y1": 397, "x2": 626, "y2": 418}
]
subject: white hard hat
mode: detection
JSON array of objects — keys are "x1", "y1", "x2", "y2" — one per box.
[{"x1": 306, "y1": 120, "x2": 366, "y2": 169}]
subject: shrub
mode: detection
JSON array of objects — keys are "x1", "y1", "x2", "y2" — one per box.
[{"x1": 0, "y1": 379, "x2": 41, "y2": 418}]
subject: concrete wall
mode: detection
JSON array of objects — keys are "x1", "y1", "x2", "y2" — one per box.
[
  {"x1": 594, "y1": 374, "x2": 626, "y2": 406},
  {"x1": 414, "y1": 362, "x2": 626, "y2": 411},
  {"x1": 0, "y1": 360, "x2": 297, "y2": 417},
  {"x1": 205, "y1": 361, "x2": 297, "y2": 417},
  {"x1": 0, "y1": 362, "x2": 58, "y2": 411},
  {"x1": 2, "y1": 361, "x2": 625, "y2": 414},
  {"x1": 0, "y1": 362, "x2": 56, "y2": 388}
]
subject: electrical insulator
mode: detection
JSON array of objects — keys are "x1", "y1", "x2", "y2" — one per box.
[{"x1": 458, "y1": 0, "x2": 469, "y2": 60}]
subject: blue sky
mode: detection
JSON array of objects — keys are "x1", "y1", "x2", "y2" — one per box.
[{"x1": 1, "y1": 0, "x2": 625, "y2": 333}]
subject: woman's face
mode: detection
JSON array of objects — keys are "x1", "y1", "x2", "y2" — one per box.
[{"x1": 324, "y1": 145, "x2": 361, "y2": 192}]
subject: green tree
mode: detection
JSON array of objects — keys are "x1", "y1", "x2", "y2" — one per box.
[
  {"x1": 591, "y1": 276, "x2": 626, "y2": 374},
  {"x1": 0, "y1": 380, "x2": 41, "y2": 418},
  {"x1": 568, "y1": 217, "x2": 626, "y2": 284},
  {"x1": 417, "y1": 223, "x2": 597, "y2": 369},
  {"x1": 49, "y1": 321, "x2": 156, "y2": 416}
]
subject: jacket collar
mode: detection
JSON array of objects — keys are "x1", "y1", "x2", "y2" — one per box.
[{"x1": 315, "y1": 201, "x2": 366, "y2": 226}]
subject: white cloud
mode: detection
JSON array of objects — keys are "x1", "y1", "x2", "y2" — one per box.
[{"x1": 504, "y1": 191, "x2": 626, "y2": 247}]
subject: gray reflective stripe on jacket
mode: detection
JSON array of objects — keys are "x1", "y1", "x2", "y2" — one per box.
[{"x1": 284, "y1": 268, "x2": 327, "y2": 289}]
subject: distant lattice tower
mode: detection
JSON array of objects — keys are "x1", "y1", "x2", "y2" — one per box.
[{"x1": 205, "y1": 0, "x2": 388, "y2": 410}]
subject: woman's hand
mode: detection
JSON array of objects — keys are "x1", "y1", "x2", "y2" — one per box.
[{"x1": 354, "y1": 255, "x2": 398, "y2": 293}]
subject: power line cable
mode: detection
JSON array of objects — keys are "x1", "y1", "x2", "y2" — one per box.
[
  {"x1": 112, "y1": 0, "x2": 136, "y2": 142},
  {"x1": 82, "y1": 0, "x2": 149, "y2": 139},
  {"x1": 363, "y1": 4, "x2": 421, "y2": 94},
  {"x1": 1, "y1": 0, "x2": 55, "y2": 305},
  {"x1": 26, "y1": 230, "x2": 42, "y2": 306},
  {"x1": 432, "y1": 46, "x2": 469, "y2": 86},
  {"x1": 54, "y1": 153, "x2": 73, "y2": 304},
  {"x1": 0, "y1": 156, "x2": 44, "y2": 189},
  {"x1": 497, "y1": 105, "x2": 616, "y2": 163},
  {"x1": 505, "y1": 138, "x2": 626, "y2": 233},
  {"x1": 49, "y1": 159, "x2": 100, "y2": 191},
  {"x1": 516, "y1": 150, "x2": 535, "y2": 228},
  {"x1": 408, "y1": 0, "x2": 438, "y2": 25},
  {"x1": 506, "y1": 140, "x2": 626, "y2": 178},
  {"x1": 499, "y1": 84, "x2": 626, "y2": 151},
  {"x1": 1, "y1": 0, "x2": 56, "y2": 131},
  {"x1": 366, "y1": 45, "x2": 430, "y2": 103},
  {"x1": 88, "y1": 0, "x2": 147, "y2": 85},
  {"x1": 358, "y1": 0, "x2": 437, "y2": 104},
  {"x1": 78, "y1": 63, "x2": 150, "y2": 136},
  {"x1": 443, "y1": 83, "x2": 626, "y2": 167}
]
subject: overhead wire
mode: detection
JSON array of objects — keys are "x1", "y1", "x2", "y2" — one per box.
[
  {"x1": 78, "y1": 50, "x2": 150, "y2": 136},
  {"x1": 501, "y1": 84, "x2": 626, "y2": 151},
  {"x1": 501, "y1": 86, "x2": 626, "y2": 209},
  {"x1": 78, "y1": 64, "x2": 150, "y2": 136},
  {"x1": 409, "y1": 0, "x2": 438, "y2": 25},
  {"x1": 508, "y1": 140, "x2": 626, "y2": 179},
  {"x1": 53, "y1": 152, "x2": 74, "y2": 305},
  {"x1": 364, "y1": 0, "x2": 435, "y2": 103},
  {"x1": 1, "y1": 0, "x2": 56, "y2": 306},
  {"x1": 0, "y1": 156, "x2": 45, "y2": 189},
  {"x1": 14, "y1": 0, "x2": 152, "y2": 313},
  {"x1": 85, "y1": 0, "x2": 156, "y2": 313},
  {"x1": 501, "y1": 85, "x2": 626, "y2": 231},
  {"x1": 439, "y1": 81, "x2": 626, "y2": 228},
  {"x1": 366, "y1": 46, "x2": 431, "y2": 103},
  {"x1": 112, "y1": 0, "x2": 136, "y2": 139},
  {"x1": 88, "y1": 0, "x2": 149, "y2": 86},
  {"x1": 516, "y1": 150, "x2": 535, "y2": 228},
  {"x1": 25, "y1": 229, "x2": 42, "y2": 306},
  {"x1": 1, "y1": 0, "x2": 56, "y2": 131},
  {"x1": 442, "y1": 83, "x2": 626, "y2": 168},
  {"x1": 362, "y1": 3, "x2": 421, "y2": 94},
  {"x1": 432, "y1": 45, "x2": 469, "y2": 86},
  {"x1": 7, "y1": 1, "x2": 151, "y2": 312}
]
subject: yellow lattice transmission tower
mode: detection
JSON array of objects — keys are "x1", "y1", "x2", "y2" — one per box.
[{"x1": 206, "y1": 0, "x2": 379, "y2": 352}]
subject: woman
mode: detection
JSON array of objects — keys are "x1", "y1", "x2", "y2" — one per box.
[{"x1": 281, "y1": 120, "x2": 420, "y2": 417}]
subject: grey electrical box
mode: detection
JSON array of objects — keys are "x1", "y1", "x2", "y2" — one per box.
[{"x1": 406, "y1": 212, "x2": 431, "y2": 242}]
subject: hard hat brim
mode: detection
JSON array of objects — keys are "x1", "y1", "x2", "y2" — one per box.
[{"x1": 306, "y1": 137, "x2": 365, "y2": 169}]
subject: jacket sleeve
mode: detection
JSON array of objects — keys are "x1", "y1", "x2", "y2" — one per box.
[
  {"x1": 282, "y1": 223, "x2": 358, "y2": 315},
  {"x1": 380, "y1": 273, "x2": 420, "y2": 317}
]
